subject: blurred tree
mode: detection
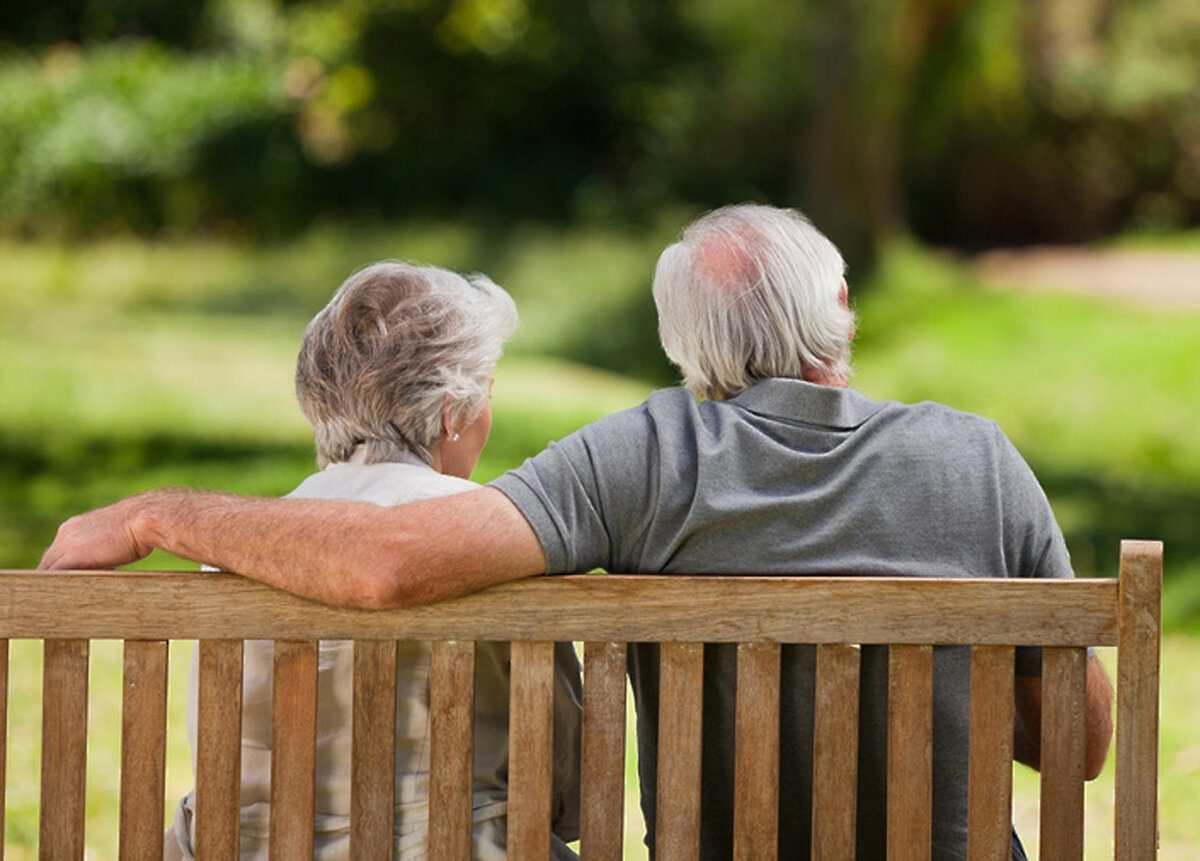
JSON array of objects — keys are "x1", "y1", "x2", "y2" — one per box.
[
  {"x1": 798, "y1": 0, "x2": 966, "y2": 272},
  {"x1": 0, "y1": 0, "x2": 1198, "y2": 250},
  {"x1": 0, "y1": 0, "x2": 208, "y2": 48},
  {"x1": 905, "y1": 0, "x2": 1200, "y2": 245}
]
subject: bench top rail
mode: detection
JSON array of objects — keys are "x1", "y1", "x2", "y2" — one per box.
[
  {"x1": 0, "y1": 571, "x2": 1120, "y2": 645},
  {"x1": 0, "y1": 539, "x2": 1162, "y2": 860}
]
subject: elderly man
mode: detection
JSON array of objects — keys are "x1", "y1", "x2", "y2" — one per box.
[{"x1": 43, "y1": 204, "x2": 1111, "y2": 859}]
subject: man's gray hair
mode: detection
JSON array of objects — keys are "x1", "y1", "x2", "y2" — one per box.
[
  {"x1": 652, "y1": 204, "x2": 855, "y2": 399},
  {"x1": 296, "y1": 261, "x2": 517, "y2": 468}
]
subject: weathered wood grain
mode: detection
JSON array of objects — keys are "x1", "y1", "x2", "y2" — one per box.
[
  {"x1": 119, "y1": 640, "x2": 169, "y2": 861},
  {"x1": 40, "y1": 638, "x2": 89, "y2": 861},
  {"x1": 656, "y1": 642, "x2": 704, "y2": 861},
  {"x1": 509, "y1": 641, "x2": 555, "y2": 859},
  {"x1": 351, "y1": 640, "x2": 397, "y2": 860},
  {"x1": 734, "y1": 642, "x2": 781, "y2": 861},
  {"x1": 812, "y1": 643, "x2": 860, "y2": 861},
  {"x1": 887, "y1": 644, "x2": 933, "y2": 861},
  {"x1": 429, "y1": 640, "x2": 475, "y2": 861},
  {"x1": 580, "y1": 641, "x2": 627, "y2": 861},
  {"x1": 195, "y1": 639, "x2": 243, "y2": 861},
  {"x1": 270, "y1": 640, "x2": 319, "y2": 860},
  {"x1": 0, "y1": 572, "x2": 1119, "y2": 645},
  {"x1": 1115, "y1": 540, "x2": 1163, "y2": 861},
  {"x1": 1039, "y1": 647, "x2": 1087, "y2": 860},
  {"x1": 966, "y1": 645, "x2": 1014, "y2": 861}
]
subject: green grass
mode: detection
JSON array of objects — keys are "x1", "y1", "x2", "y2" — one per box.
[{"x1": 2, "y1": 221, "x2": 1198, "y2": 854}]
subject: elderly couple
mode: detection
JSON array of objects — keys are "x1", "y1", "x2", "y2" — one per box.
[{"x1": 43, "y1": 204, "x2": 1112, "y2": 860}]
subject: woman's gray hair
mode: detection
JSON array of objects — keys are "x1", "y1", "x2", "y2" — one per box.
[
  {"x1": 296, "y1": 261, "x2": 517, "y2": 468},
  {"x1": 652, "y1": 204, "x2": 856, "y2": 399}
]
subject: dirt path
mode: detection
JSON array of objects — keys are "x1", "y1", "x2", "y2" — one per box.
[{"x1": 973, "y1": 247, "x2": 1200, "y2": 309}]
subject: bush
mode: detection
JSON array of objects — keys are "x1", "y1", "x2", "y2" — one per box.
[{"x1": 0, "y1": 40, "x2": 284, "y2": 234}]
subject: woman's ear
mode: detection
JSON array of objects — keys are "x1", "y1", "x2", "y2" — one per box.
[{"x1": 441, "y1": 401, "x2": 460, "y2": 442}]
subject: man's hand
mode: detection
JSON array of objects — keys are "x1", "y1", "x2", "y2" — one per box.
[{"x1": 39, "y1": 491, "x2": 158, "y2": 570}]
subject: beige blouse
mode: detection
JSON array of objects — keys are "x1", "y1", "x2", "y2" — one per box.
[{"x1": 168, "y1": 456, "x2": 582, "y2": 859}]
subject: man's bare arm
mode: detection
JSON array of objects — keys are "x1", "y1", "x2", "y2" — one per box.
[
  {"x1": 38, "y1": 486, "x2": 546, "y2": 609},
  {"x1": 1013, "y1": 654, "x2": 1114, "y2": 781}
]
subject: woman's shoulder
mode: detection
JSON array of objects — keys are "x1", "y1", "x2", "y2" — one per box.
[{"x1": 287, "y1": 461, "x2": 479, "y2": 506}]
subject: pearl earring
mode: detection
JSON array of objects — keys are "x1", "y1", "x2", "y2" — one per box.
[{"x1": 451, "y1": 433, "x2": 460, "y2": 442}]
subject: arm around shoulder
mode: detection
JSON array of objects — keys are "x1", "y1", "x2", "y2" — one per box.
[
  {"x1": 360, "y1": 486, "x2": 548, "y2": 609},
  {"x1": 40, "y1": 486, "x2": 546, "y2": 610}
]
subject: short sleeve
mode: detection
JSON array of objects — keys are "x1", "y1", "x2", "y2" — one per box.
[
  {"x1": 994, "y1": 425, "x2": 1073, "y2": 582},
  {"x1": 993, "y1": 427, "x2": 1076, "y2": 676},
  {"x1": 489, "y1": 403, "x2": 660, "y2": 574}
]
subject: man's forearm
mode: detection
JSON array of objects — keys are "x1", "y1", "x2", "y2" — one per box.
[
  {"x1": 1013, "y1": 654, "x2": 1114, "y2": 780},
  {"x1": 40, "y1": 486, "x2": 547, "y2": 609}
]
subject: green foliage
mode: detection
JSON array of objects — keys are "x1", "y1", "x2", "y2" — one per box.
[
  {"x1": 4, "y1": 0, "x2": 1200, "y2": 247},
  {"x1": 907, "y1": 0, "x2": 1200, "y2": 243},
  {"x1": 0, "y1": 41, "x2": 283, "y2": 234}
]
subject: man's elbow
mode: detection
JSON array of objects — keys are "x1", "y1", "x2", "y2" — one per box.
[
  {"x1": 342, "y1": 557, "x2": 428, "y2": 610},
  {"x1": 1083, "y1": 657, "x2": 1115, "y2": 781},
  {"x1": 1083, "y1": 710, "x2": 1114, "y2": 781}
]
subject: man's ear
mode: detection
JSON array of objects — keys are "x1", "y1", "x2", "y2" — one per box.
[
  {"x1": 441, "y1": 400, "x2": 456, "y2": 439},
  {"x1": 839, "y1": 279, "x2": 850, "y2": 308}
]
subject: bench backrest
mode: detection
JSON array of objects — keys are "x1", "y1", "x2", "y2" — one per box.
[{"x1": 0, "y1": 540, "x2": 1161, "y2": 859}]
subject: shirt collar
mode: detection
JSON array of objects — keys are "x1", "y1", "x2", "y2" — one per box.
[
  {"x1": 725, "y1": 378, "x2": 885, "y2": 430},
  {"x1": 338, "y1": 445, "x2": 434, "y2": 470}
]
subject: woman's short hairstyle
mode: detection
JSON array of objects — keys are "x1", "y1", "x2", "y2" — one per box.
[
  {"x1": 296, "y1": 261, "x2": 517, "y2": 468},
  {"x1": 652, "y1": 204, "x2": 855, "y2": 399}
]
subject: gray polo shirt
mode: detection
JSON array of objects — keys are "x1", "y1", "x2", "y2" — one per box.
[{"x1": 492, "y1": 378, "x2": 1071, "y2": 859}]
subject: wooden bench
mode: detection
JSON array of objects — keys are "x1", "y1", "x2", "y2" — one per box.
[{"x1": 0, "y1": 539, "x2": 1161, "y2": 859}]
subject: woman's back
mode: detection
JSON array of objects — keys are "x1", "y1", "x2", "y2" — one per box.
[{"x1": 170, "y1": 458, "x2": 582, "y2": 859}]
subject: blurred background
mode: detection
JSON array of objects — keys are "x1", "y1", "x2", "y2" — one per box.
[{"x1": 1, "y1": 0, "x2": 1198, "y2": 857}]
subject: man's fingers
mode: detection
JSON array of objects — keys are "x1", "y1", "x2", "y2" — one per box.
[
  {"x1": 37, "y1": 545, "x2": 60, "y2": 569},
  {"x1": 37, "y1": 504, "x2": 148, "y2": 571},
  {"x1": 39, "y1": 518, "x2": 85, "y2": 570}
]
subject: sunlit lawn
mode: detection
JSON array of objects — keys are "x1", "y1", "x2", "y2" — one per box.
[{"x1": 2, "y1": 223, "x2": 1198, "y2": 856}]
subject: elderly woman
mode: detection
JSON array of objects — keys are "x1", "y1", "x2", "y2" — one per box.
[{"x1": 166, "y1": 262, "x2": 582, "y2": 859}]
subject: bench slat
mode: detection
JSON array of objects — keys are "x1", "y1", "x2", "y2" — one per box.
[
  {"x1": 196, "y1": 639, "x2": 244, "y2": 861},
  {"x1": 429, "y1": 640, "x2": 475, "y2": 861},
  {"x1": 734, "y1": 642, "x2": 781, "y2": 861},
  {"x1": 1115, "y1": 539, "x2": 1162, "y2": 861},
  {"x1": 656, "y1": 642, "x2": 704, "y2": 861},
  {"x1": 1, "y1": 639, "x2": 8, "y2": 861},
  {"x1": 509, "y1": 640, "x2": 556, "y2": 859},
  {"x1": 270, "y1": 640, "x2": 319, "y2": 859},
  {"x1": 40, "y1": 638, "x2": 89, "y2": 861},
  {"x1": 581, "y1": 641, "x2": 627, "y2": 861},
  {"x1": 0, "y1": 572, "x2": 1120, "y2": 645},
  {"x1": 351, "y1": 640, "x2": 397, "y2": 860},
  {"x1": 1039, "y1": 647, "x2": 1087, "y2": 860},
  {"x1": 967, "y1": 645, "x2": 1015, "y2": 861},
  {"x1": 119, "y1": 640, "x2": 169, "y2": 861},
  {"x1": 812, "y1": 643, "x2": 860, "y2": 861},
  {"x1": 887, "y1": 644, "x2": 933, "y2": 861}
]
